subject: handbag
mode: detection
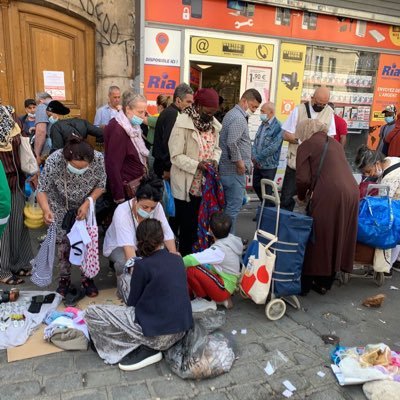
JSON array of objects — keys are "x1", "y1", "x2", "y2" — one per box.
[
  {"x1": 19, "y1": 135, "x2": 38, "y2": 175},
  {"x1": 123, "y1": 176, "x2": 143, "y2": 199},
  {"x1": 162, "y1": 180, "x2": 175, "y2": 217},
  {"x1": 81, "y1": 197, "x2": 100, "y2": 278},
  {"x1": 61, "y1": 172, "x2": 77, "y2": 233},
  {"x1": 306, "y1": 136, "x2": 329, "y2": 215},
  {"x1": 240, "y1": 229, "x2": 277, "y2": 305}
]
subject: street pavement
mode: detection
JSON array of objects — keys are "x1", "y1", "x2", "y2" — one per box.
[{"x1": 1, "y1": 201, "x2": 399, "y2": 400}]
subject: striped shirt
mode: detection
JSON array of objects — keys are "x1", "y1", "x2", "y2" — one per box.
[{"x1": 219, "y1": 105, "x2": 251, "y2": 175}]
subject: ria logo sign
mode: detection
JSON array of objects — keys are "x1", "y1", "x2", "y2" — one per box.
[
  {"x1": 382, "y1": 64, "x2": 400, "y2": 77},
  {"x1": 147, "y1": 73, "x2": 177, "y2": 89}
]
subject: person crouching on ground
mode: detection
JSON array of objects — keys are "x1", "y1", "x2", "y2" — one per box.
[
  {"x1": 85, "y1": 218, "x2": 193, "y2": 370},
  {"x1": 184, "y1": 212, "x2": 243, "y2": 312}
]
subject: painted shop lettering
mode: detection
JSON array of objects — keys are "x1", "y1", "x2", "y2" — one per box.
[
  {"x1": 148, "y1": 74, "x2": 177, "y2": 89},
  {"x1": 382, "y1": 64, "x2": 400, "y2": 77}
]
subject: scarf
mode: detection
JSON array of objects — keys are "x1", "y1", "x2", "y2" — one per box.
[
  {"x1": 184, "y1": 106, "x2": 214, "y2": 133},
  {"x1": 0, "y1": 106, "x2": 20, "y2": 152},
  {"x1": 115, "y1": 111, "x2": 149, "y2": 166}
]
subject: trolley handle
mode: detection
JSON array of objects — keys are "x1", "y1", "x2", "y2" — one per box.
[
  {"x1": 366, "y1": 184, "x2": 390, "y2": 197},
  {"x1": 260, "y1": 179, "x2": 280, "y2": 206}
]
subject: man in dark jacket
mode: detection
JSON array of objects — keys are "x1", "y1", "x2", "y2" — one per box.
[
  {"x1": 47, "y1": 100, "x2": 103, "y2": 152},
  {"x1": 152, "y1": 83, "x2": 193, "y2": 179}
]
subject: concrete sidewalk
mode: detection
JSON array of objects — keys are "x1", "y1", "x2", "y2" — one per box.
[{"x1": 1, "y1": 203, "x2": 398, "y2": 399}]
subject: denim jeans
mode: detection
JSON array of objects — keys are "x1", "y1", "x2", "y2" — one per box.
[
  {"x1": 221, "y1": 174, "x2": 246, "y2": 234},
  {"x1": 252, "y1": 167, "x2": 277, "y2": 202}
]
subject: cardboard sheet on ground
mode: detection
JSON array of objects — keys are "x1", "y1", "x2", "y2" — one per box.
[{"x1": 7, "y1": 288, "x2": 121, "y2": 362}]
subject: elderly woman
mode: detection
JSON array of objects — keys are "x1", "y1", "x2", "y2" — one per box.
[
  {"x1": 0, "y1": 105, "x2": 33, "y2": 284},
  {"x1": 103, "y1": 175, "x2": 177, "y2": 275},
  {"x1": 104, "y1": 91, "x2": 149, "y2": 203},
  {"x1": 37, "y1": 137, "x2": 106, "y2": 297},
  {"x1": 296, "y1": 119, "x2": 359, "y2": 295},
  {"x1": 168, "y1": 88, "x2": 222, "y2": 256},
  {"x1": 355, "y1": 145, "x2": 400, "y2": 274}
]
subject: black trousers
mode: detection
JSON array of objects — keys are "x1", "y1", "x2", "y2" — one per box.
[
  {"x1": 252, "y1": 167, "x2": 277, "y2": 202},
  {"x1": 174, "y1": 195, "x2": 202, "y2": 257},
  {"x1": 280, "y1": 166, "x2": 296, "y2": 211}
]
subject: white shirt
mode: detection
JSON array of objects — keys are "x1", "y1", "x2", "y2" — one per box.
[
  {"x1": 282, "y1": 105, "x2": 336, "y2": 136},
  {"x1": 103, "y1": 200, "x2": 174, "y2": 257}
]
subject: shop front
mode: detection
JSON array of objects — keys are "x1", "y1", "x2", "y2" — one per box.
[{"x1": 142, "y1": 0, "x2": 400, "y2": 175}]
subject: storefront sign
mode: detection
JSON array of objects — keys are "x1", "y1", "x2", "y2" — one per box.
[
  {"x1": 368, "y1": 53, "x2": 400, "y2": 148},
  {"x1": 190, "y1": 36, "x2": 274, "y2": 62},
  {"x1": 143, "y1": 65, "x2": 180, "y2": 106},
  {"x1": 275, "y1": 43, "x2": 307, "y2": 122},
  {"x1": 245, "y1": 66, "x2": 272, "y2": 103},
  {"x1": 144, "y1": 28, "x2": 181, "y2": 66},
  {"x1": 43, "y1": 71, "x2": 65, "y2": 100}
]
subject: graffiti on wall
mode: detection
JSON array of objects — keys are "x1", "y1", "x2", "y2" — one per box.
[{"x1": 79, "y1": 0, "x2": 135, "y2": 65}]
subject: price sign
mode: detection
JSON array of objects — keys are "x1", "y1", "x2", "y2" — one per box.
[{"x1": 245, "y1": 66, "x2": 272, "y2": 104}]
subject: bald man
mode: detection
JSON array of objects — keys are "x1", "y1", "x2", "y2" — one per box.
[
  {"x1": 280, "y1": 87, "x2": 336, "y2": 211},
  {"x1": 251, "y1": 102, "x2": 283, "y2": 202}
]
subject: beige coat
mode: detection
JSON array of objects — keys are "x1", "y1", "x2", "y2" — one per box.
[{"x1": 169, "y1": 113, "x2": 222, "y2": 202}]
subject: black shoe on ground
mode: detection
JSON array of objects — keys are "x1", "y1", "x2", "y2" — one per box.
[
  {"x1": 384, "y1": 271, "x2": 393, "y2": 279},
  {"x1": 118, "y1": 346, "x2": 162, "y2": 371},
  {"x1": 56, "y1": 277, "x2": 71, "y2": 298}
]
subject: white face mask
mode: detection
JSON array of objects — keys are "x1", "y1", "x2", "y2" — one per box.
[
  {"x1": 376, "y1": 165, "x2": 383, "y2": 177},
  {"x1": 246, "y1": 108, "x2": 254, "y2": 116},
  {"x1": 28, "y1": 113, "x2": 35, "y2": 118},
  {"x1": 67, "y1": 162, "x2": 89, "y2": 175}
]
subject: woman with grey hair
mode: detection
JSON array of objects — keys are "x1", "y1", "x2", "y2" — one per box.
[
  {"x1": 295, "y1": 119, "x2": 359, "y2": 295},
  {"x1": 104, "y1": 90, "x2": 149, "y2": 203}
]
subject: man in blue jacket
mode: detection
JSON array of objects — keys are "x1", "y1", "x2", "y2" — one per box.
[{"x1": 251, "y1": 102, "x2": 283, "y2": 202}]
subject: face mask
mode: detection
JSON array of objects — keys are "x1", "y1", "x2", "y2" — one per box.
[
  {"x1": 312, "y1": 104, "x2": 325, "y2": 113},
  {"x1": 67, "y1": 163, "x2": 88, "y2": 175},
  {"x1": 137, "y1": 207, "x2": 154, "y2": 219},
  {"x1": 130, "y1": 115, "x2": 143, "y2": 126},
  {"x1": 200, "y1": 113, "x2": 213, "y2": 123},
  {"x1": 246, "y1": 108, "x2": 254, "y2": 116},
  {"x1": 48, "y1": 116, "x2": 58, "y2": 124},
  {"x1": 260, "y1": 114, "x2": 268, "y2": 122},
  {"x1": 385, "y1": 116, "x2": 395, "y2": 124},
  {"x1": 28, "y1": 113, "x2": 35, "y2": 118}
]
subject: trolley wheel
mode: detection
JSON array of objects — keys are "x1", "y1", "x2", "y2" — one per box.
[
  {"x1": 239, "y1": 288, "x2": 250, "y2": 299},
  {"x1": 374, "y1": 272, "x2": 385, "y2": 287},
  {"x1": 340, "y1": 272, "x2": 350, "y2": 285},
  {"x1": 265, "y1": 299, "x2": 286, "y2": 321}
]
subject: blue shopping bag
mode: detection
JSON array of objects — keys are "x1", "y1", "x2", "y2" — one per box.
[{"x1": 163, "y1": 180, "x2": 175, "y2": 217}]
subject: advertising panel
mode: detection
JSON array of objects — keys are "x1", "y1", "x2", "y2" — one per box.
[
  {"x1": 190, "y1": 36, "x2": 274, "y2": 61},
  {"x1": 368, "y1": 54, "x2": 400, "y2": 148},
  {"x1": 43, "y1": 71, "x2": 66, "y2": 100},
  {"x1": 146, "y1": 0, "x2": 400, "y2": 51},
  {"x1": 274, "y1": 43, "x2": 307, "y2": 122},
  {"x1": 144, "y1": 28, "x2": 181, "y2": 66},
  {"x1": 245, "y1": 66, "x2": 272, "y2": 104}
]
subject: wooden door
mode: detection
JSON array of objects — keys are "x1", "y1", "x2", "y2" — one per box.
[{"x1": 4, "y1": 1, "x2": 95, "y2": 120}]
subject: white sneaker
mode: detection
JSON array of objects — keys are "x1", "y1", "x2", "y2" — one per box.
[{"x1": 191, "y1": 298, "x2": 217, "y2": 313}]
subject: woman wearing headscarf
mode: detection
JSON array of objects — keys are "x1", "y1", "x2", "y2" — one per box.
[
  {"x1": 168, "y1": 88, "x2": 222, "y2": 256},
  {"x1": 104, "y1": 91, "x2": 149, "y2": 203},
  {"x1": 0, "y1": 105, "x2": 34, "y2": 284},
  {"x1": 295, "y1": 119, "x2": 359, "y2": 295}
]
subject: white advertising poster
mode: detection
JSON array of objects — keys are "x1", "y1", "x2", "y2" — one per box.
[
  {"x1": 43, "y1": 71, "x2": 66, "y2": 100},
  {"x1": 144, "y1": 27, "x2": 181, "y2": 66},
  {"x1": 245, "y1": 66, "x2": 272, "y2": 104}
]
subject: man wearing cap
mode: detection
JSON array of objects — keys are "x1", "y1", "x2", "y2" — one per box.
[
  {"x1": 34, "y1": 91, "x2": 53, "y2": 164},
  {"x1": 384, "y1": 106, "x2": 400, "y2": 156},
  {"x1": 168, "y1": 88, "x2": 221, "y2": 256},
  {"x1": 47, "y1": 100, "x2": 103, "y2": 152},
  {"x1": 378, "y1": 105, "x2": 397, "y2": 155},
  {"x1": 19, "y1": 98, "x2": 37, "y2": 138}
]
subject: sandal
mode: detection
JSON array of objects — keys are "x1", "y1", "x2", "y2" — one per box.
[
  {"x1": 0, "y1": 275, "x2": 24, "y2": 285},
  {"x1": 81, "y1": 277, "x2": 99, "y2": 298},
  {"x1": 16, "y1": 268, "x2": 32, "y2": 277}
]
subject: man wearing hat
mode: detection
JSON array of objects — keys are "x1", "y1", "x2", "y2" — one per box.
[
  {"x1": 48, "y1": 100, "x2": 103, "y2": 152},
  {"x1": 384, "y1": 105, "x2": 400, "y2": 156},
  {"x1": 34, "y1": 91, "x2": 53, "y2": 164},
  {"x1": 378, "y1": 105, "x2": 397, "y2": 155}
]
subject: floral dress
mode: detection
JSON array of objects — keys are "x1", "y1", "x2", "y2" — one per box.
[
  {"x1": 189, "y1": 129, "x2": 217, "y2": 197},
  {"x1": 37, "y1": 150, "x2": 106, "y2": 242}
]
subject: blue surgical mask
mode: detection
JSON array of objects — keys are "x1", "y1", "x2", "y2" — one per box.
[
  {"x1": 48, "y1": 116, "x2": 58, "y2": 124},
  {"x1": 67, "y1": 163, "x2": 88, "y2": 175},
  {"x1": 385, "y1": 116, "x2": 395, "y2": 124},
  {"x1": 137, "y1": 207, "x2": 154, "y2": 219},
  {"x1": 260, "y1": 114, "x2": 268, "y2": 122},
  {"x1": 130, "y1": 115, "x2": 143, "y2": 126}
]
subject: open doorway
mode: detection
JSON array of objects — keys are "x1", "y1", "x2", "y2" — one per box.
[{"x1": 189, "y1": 61, "x2": 241, "y2": 122}]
